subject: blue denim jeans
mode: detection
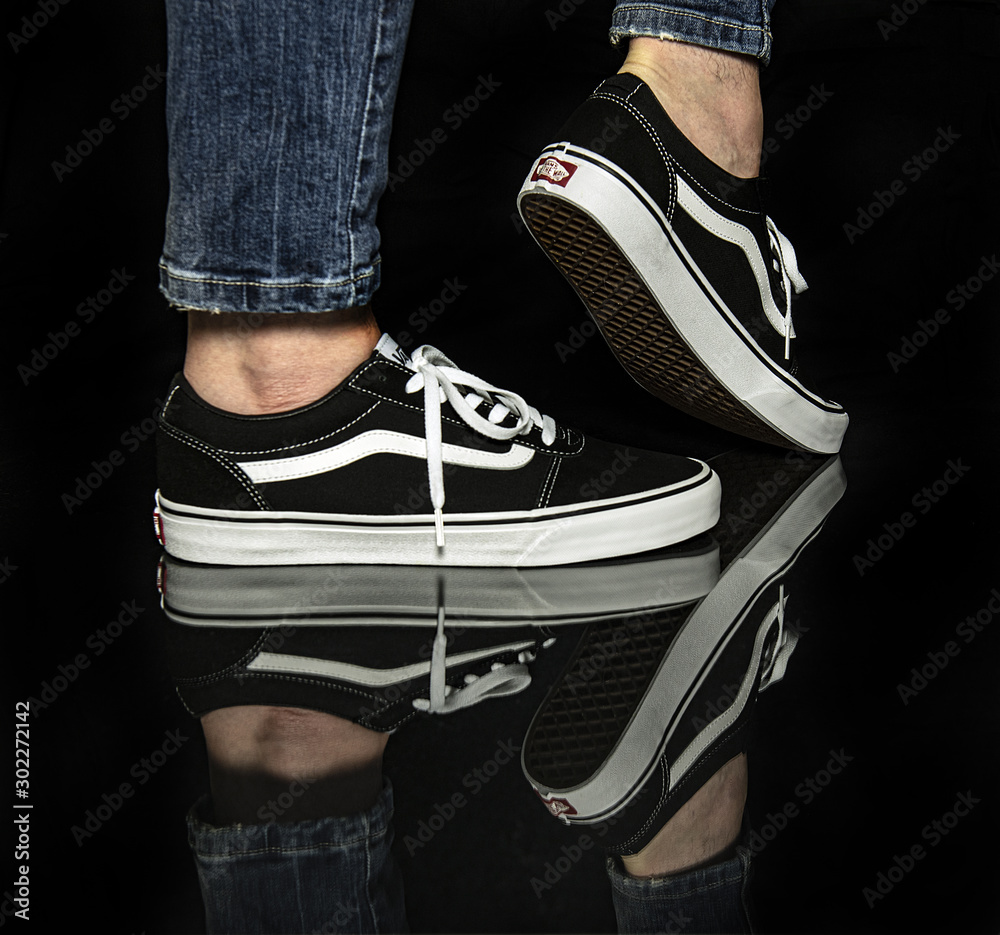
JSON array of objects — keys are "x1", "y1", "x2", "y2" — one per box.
[
  {"x1": 189, "y1": 776, "x2": 751, "y2": 934},
  {"x1": 160, "y1": 0, "x2": 415, "y2": 313},
  {"x1": 607, "y1": 848, "x2": 753, "y2": 933},
  {"x1": 610, "y1": 1, "x2": 777, "y2": 61},
  {"x1": 188, "y1": 779, "x2": 408, "y2": 935},
  {"x1": 158, "y1": 0, "x2": 776, "y2": 316}
]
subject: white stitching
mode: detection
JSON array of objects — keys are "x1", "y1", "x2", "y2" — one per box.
[
  {"x1": 611, "y1": 7, "x2": 766, "y2": 35},
  {"x1": 158, "y1": 262, "x2": 378, "y2": 289},
  {"x1": 590, "y1": 91, "x2": 756, "y2": 218},
  {"x1": 218, "y1": 402, "x2": 380, "y2": 455},
  {"x1": 160, "y1": 423, "x2": 271, "y2": 509},
  {"x1": 537, "y1": 456, "x2": 562, "y2": 509},
  {"x1": 174, "y1": 631, "x2": 273, "y2": 685},
  {"x1": 352, "y1": 361, "x2": 583, "y2": 456}
]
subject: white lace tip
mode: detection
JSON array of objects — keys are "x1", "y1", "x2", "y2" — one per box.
[{"x1": 434, "y1": 508, "x2": 445, "y2": 548}]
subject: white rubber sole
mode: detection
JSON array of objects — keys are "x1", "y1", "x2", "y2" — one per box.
[
  {"x1": 158, "y1": 543, "x2": 720, "y2": 627},
  {"x1": 154, "y1": 466, "x2": 720, "y2": 567},
  {"x1": 524, "y1": 455, "x2": 846, "y2": 823},
  {"x1": 519, "y1": 145, "x2": 849, "y2": 455}
]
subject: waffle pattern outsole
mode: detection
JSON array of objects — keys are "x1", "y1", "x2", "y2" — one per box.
[
  {"x1": 522, "y1": 194, "x2": 793, "y2": 448},
  {"x1": 523, "y1": 604, "x2": 693, "y2": 790}
]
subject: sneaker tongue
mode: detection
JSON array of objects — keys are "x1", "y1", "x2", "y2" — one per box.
[{"x1": 374, "y1": 333, "x2": 413, "y2": 368}]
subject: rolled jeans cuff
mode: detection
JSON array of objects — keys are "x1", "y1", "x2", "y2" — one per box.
[
  {"x1": 157, "y1": 261, "x2": 381, "y2": 314},
  {"x1": 605, "y1": 844, "x2": 753, "y2": 934},
  {"x1": 159, "y1": 0, "x2": 414, "y2": 315},
  {"x1": 188, "y1": 778, "x2": 407, "y2": 934},
  {"x1": 610, "y1": 2, "x2": 774, "y2": 64}
]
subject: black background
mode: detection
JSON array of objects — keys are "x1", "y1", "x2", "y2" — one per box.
[{"x1": 2, "y1": 0, "x2": 999, "y2": 931}]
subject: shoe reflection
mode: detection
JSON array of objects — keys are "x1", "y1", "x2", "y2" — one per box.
[
  {"x1": 157, "y1": 532, "x2": 718, "y2": 727},
  {"x1": 155, "y1": 446, "x2": 845, "y2": 932},
  {"x1": 522, "y1": 448, "x2": 846, "y2": 854}
]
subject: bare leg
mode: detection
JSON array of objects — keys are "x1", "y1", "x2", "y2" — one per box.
[
  {"x1": 622, "y1": 753, "x2": 747, "y2": 878},
  {"x1": 183, "y1": 306, "x2": 380, "y2": 415},
  {"x1": 620, "y1": 39, "x2": 763, "y2": 178},
  {"x1": 201, "y1": 705, "x2": 388, "y2": 825}
]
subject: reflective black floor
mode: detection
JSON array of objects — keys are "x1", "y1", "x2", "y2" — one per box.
[{"x1": 3, "y1": 0, "x2": 999, "y2": 932}]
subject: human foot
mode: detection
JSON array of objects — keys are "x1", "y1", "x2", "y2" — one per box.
[
  {"x1": 155, "y1": 335, "x2": 720, "y2": 565},
  {"x1": 518, "y1": 73, "x2": 848, "y2": 453}
]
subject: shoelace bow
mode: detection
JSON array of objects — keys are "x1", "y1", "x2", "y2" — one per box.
[
  {"x1": 412, "y1": 594, "x2": 557, "y2": 715},
  {"x1": 766, "y1": 219, "x2": 809, "y2": 361},
  {"x1": 404, "y1": 345, "x2": 556, "y2": 548}
]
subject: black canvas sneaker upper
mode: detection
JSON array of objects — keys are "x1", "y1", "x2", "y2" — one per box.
[
  {"x1": 155, "y1": 335, "x2": 719, "y2": 565},
  {"x1": 156, "y1": 537, "x2": 720, "y2": 731},
  {"x1": 519, "y1": 74, "x2": 849, "y2": 454},
  {"x1": 521, "y1": 447, "x2": 846, "y2": 852},
  {"x1": 158, "y1": 603, "x2": 554, "y2": 732}
]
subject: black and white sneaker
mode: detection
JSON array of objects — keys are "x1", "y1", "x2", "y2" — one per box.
[
  {"x1": 520, "y1": 448, "x2": 846, "y2": 852},
  {"x1": 157, "y1": 536, "x2": 719, "y2": 628},
  {"x1": 158, "y1": 591, "x2": 550, "y2": 731},
  {"x1": 519, "y1": 73, "x2": 848, "y2": 454},
  {"x1": 154, "y1": 335, "x2": 720, "y2": 566},
  {"x1": 156, "y1": 537, "x2": 720, "y2": 729}
]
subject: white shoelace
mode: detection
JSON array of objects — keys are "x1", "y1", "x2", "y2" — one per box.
[
  {"x1": 766, "y1": 219, "x2": 809, "y2": 360},
  {"x1": 403, "y1": 345, "x2": 557, "y2": 548},
  {"x1": 411, "y1": 587, "x2": 556, "y2": 715},
  {"x1": 760, "y1": 584, "x2": 798, "y2": 691}
]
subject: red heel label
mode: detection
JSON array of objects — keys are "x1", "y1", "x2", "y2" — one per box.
[
  {"x1": 535, "y1": 789, "x2": 578, "y2": 817},
  {"x1": 531, "y1": 157, "x2": 577, "y2": 187}
]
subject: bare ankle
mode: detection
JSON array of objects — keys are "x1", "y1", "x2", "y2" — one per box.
[
  {"x1": 621, "y1": 753, "x2": 748, "y2": 878},
  {"x1": 201, "y1": 706, "x2": 389, "y2": 824},
  {"x1": 183, "y1": 306, "x2": 380, "y2": 414},
  {"x1": 620, "y1": 39, "x2": 763, "y2": 178}
]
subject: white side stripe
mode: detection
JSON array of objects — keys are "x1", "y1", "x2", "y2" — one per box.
[
  {"x1": 674, "y1": 176, "x2": 787, "y2": 337},
  {"x1": 246, "y1": 643, "x2": 536, "y2": 686},
  {"x1": 238, "y1": 429, "x2": 534, "y2": 484}
]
